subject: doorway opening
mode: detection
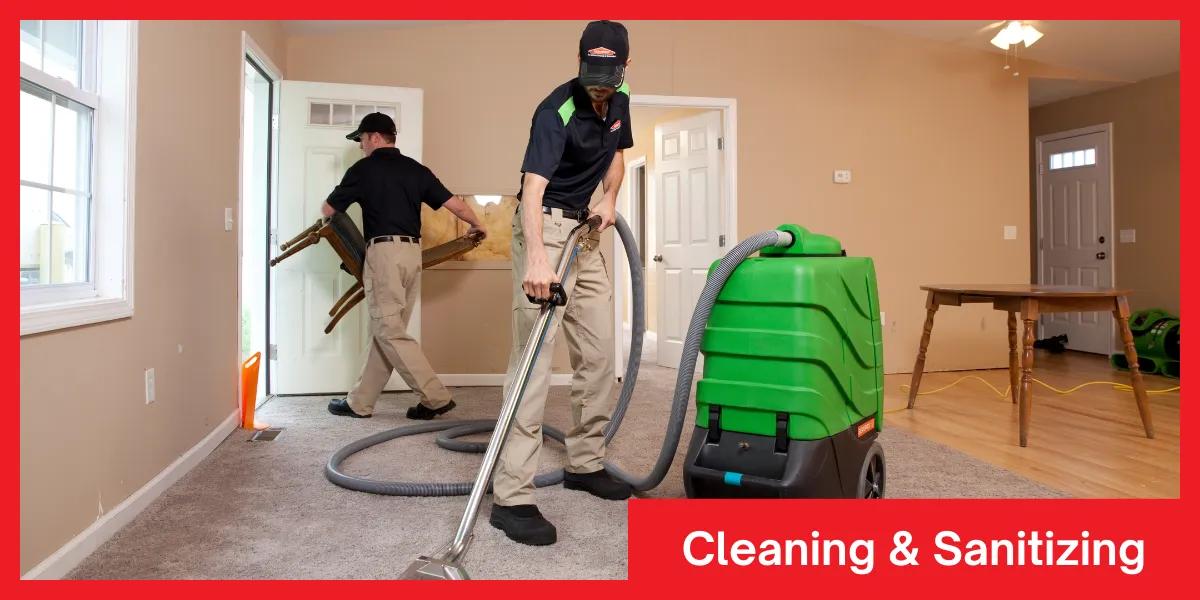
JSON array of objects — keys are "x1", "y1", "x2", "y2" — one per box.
[
  {"x1": 613, "y1": 96, "x2": 737, "y2": 377},
  {"x1": 1034, "y1": 123, "x2": 1116, "y2": 355},
  {"x1": 238, "y1": 33, "x2": 281, "y2": 408}
]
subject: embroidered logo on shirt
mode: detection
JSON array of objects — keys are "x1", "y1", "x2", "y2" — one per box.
[{"x1": 610, "y1": 120, "x2": 622, "y2": 132}]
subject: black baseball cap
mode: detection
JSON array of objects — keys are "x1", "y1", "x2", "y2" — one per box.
[
  {"x1": 578, "y1": 20, "x2": 629, "y2": 89},
  {"x1": 346, "y1": 112, "x2": 396, "y2": 142}
]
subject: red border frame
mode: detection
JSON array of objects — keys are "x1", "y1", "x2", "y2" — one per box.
[{"x1": 11, "y1": 9, "x2": 1188, "y2": 593}]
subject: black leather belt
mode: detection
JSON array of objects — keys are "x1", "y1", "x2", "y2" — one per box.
[
  {"x1": 539, "y1": 205, "x2": 590, "y2": 221},
  {"x1": 367, "y1": 235, "x2": 419, "y2": 247}
]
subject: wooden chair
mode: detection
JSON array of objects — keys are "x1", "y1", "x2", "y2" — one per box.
[{"x1": 270, "y1": 212, "x2": 482, "y2": 334}]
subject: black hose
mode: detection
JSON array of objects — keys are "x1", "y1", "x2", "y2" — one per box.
[{"x1": 324, "y1": 213, "x2": 793, "y2": 497}]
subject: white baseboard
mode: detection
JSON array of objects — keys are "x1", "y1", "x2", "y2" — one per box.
[{"x1": 21, "y1": 410, "x2": 240, "y2": 580}]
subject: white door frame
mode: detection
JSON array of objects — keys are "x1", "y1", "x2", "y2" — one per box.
[
  {"x1": 1034, "y1": 122, "x2": 1116, "y2": 345},
  {"x1": 614, "y1": 154, "x2": 647, "y2": 380},
  {"x1": 612, "y1": 94, "x2": 738, "y2": 376},
  {"x1": 236, "y1": 31, "x2": 282, "y2": 412}
]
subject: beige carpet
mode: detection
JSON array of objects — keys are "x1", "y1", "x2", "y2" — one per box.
[{"x1": 66, "y1": 363, "x2": 1070, "y2": 580}]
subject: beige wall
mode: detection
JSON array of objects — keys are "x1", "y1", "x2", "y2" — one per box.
[
  {"x1": 287, "y1": 20, "x2": 1043, "y2": 377},
  {"x1": 1028, "y1": 72, "x2": 1180, "y2": 315},
  {"x1": 19, "y1": 20, "x2": 288, "y2": 575}
]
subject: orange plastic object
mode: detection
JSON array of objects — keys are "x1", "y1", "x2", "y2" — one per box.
[{"x1": 241, "y1": 352, "x2": 270, "y2": 430}]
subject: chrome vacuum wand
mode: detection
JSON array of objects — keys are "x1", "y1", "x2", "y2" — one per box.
[{"x1": 400, "y1": 214, "x2": 603, "y2": 581}]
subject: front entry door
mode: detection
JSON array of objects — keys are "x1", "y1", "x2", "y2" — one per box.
[{"x1": 272, "y1": 80, "x2": 424, "y2": 395}]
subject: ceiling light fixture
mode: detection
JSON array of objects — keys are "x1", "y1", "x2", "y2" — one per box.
[{"x1": 990, "y1": 20, "x2": 1042, "y2": 49}]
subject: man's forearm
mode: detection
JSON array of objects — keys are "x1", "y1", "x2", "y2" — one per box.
[
  {"x1": 441, "y1": 196, "x2": 483, "y2": 228},
  {"x1": 600, "y1": 151, "x2": 625, "y2": 208},
  {"x1": 521, "y1": 175, "x2": 551, "y2": 266}
]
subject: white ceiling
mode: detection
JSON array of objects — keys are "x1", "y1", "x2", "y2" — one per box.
[{"x1": 282, "y1": 20, "x2": 1180, "y2": 106}]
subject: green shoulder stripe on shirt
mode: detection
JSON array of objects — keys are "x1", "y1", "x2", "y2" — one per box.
[
  {"x1": 617, "y1": 81, "x2": 630, "y2": 96},
  {"x1": 558, "y1": 96, "x2": 576, "y2": 126}
]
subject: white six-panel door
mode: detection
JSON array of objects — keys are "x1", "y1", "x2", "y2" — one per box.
[
  {"x1": 1038, "y1": 128, "x2": 1115, "y2": 355},
  {"x1": 272, "y1": 80, "x2": 424, "y2": 395},
  {"x1": 654, "y1": 111, "x2": 723, "y2": 369}
]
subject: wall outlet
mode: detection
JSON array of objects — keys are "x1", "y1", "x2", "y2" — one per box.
[
  {"x1": 1004, "y1": 225, "x2": 1017, "y2": 240},
  {"x1": 145, "y1": 368, "x2": 156, "y2": 404},
  {"x1": 1120, "y1": 229, "x2": 1136, "y2": 243},
  {"x1": 833, "y1": 170, "x2": 851, "y2": 184},
  {"x1": 225, "y1": 208, "x2": 234, "y2": 232}
]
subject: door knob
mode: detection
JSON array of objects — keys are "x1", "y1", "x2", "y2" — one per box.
[
  {"x1": 1096, "y1": 251, "x2": 1107, "y2": 259},
  {"x1": 653, "y1": 255, "x2": 663, "y2": 262}
]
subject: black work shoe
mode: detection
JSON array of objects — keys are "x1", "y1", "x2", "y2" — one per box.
[
  {"x1": 406, "y1": 400, "x2": 456, "y2": 420},
  {"x1": 489, "y1": 504, "x2": 557, "y2": 546},
  {"x1": 328, "y1": 398, "x2": 370, "y2": 418},
  {"x1": 563, "y1": 468, "x2": 632, "y2": 500}
]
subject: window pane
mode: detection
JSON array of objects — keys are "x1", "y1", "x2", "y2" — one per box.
[
  {"x1": 1063, "y1": 152, "x2": 1075, "y2": 168},
  {"x1": 20, "y1": 20, "x2": 42, "y2": 69},
  {"x1": 1050, "y1": 153, "x2": 1062, "y2": 170},
  {"x1": 377, "y1": 105, "x2": 396, "y2": 120},
  {"x1": 53, "y1": 94, "x2": 93, "y2": 193},
  {"x1": 1073, "y1": 150, "x2": 1085, "y2": 167},
  {"x1": 20, "y1": 185, "x2": 50, "y2": 286},
  {"x1": 20, "y1": 79, "x2": 53, "y2": 186},
  {"x1": 1085, "y1": 148, "x2": 1096, "y2": 165},
  {"x1": 42, "y1": 20, "x2": 82, "y2": 86},
  {"x1": 50, "y1": 191, "x2": 89, "y2": 284}
]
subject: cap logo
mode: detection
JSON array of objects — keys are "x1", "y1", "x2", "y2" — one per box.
[{"x1": 588, "y1": 47, "x2": 617, "y2": 58}]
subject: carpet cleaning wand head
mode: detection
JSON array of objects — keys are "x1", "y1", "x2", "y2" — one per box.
[{"x1": 399, "y1": 214, "x2": 602, "y2": 581}]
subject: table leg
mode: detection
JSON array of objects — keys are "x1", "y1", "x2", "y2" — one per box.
[
  {"x1": 1019, "y1": 299, "x2": 1039, "y2": 447},
  {"x1": 1007, "y1": 311, "x2": 1020, "y2": 405},
  {"x1": 907, "y1": 291, "x2": 939, "y2": 409},
  {"x1": 1115, "y1": 296, "x2": 1155, "y2": 439}
]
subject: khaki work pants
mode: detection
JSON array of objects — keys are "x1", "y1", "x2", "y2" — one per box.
[
  {"x1": 347, "y1": 240, "x2": 453, "y2": 415},
  {"x1": 492, "y1": 207, "x2": 616, "y2": 507}
]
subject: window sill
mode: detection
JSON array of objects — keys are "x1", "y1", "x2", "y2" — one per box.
[{"x1": 21, "y1": 295, "x2": 134, "y2": 337}]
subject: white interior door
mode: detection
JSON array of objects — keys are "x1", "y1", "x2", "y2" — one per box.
[
  {"x1": 273, "y1": 80, "x2": 424, "y2": 395},
  {"x1": 654, "y1": 110, "x2": 723, "y2": 369},
  {"x1": 1038, "y1": 128, "x2": 1115, "y2": 355}
]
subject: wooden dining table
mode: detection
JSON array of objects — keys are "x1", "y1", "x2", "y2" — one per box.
[{"x1": 905, "y1": 284, "x2": 1155, "y2": 447}]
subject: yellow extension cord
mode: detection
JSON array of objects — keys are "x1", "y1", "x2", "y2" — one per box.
[{"x1": 883, "y1": 375, "x2": 1181, "y2": 415}]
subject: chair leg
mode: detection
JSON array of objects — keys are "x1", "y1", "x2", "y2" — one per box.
[
  {"x1": 325, "y1": 290, "x2": 365, "y2": 334},
  {"x1": 1008, "y1": 311, "x2": 1020, "y2": 404}
]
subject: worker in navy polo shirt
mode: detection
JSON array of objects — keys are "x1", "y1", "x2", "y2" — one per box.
[{"x1": 489, "y1": 20, "x2": 635, "y2": 547}]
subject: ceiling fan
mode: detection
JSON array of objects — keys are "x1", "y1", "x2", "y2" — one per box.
[{"x1": 957, "y1": 20, "x2": 1047, "y2": 76}]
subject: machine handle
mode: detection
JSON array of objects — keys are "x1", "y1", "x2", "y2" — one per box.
[
  {"x1": 687, "y1": 464, "x2": 785, "y2": 493},
  {"x1": 526, "y1": 282, "x2": 568, "y2": 306}
]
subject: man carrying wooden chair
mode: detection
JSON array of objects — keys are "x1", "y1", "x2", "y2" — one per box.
[{"x1": 321, "y1": 111, "x2": 486, "y2": 421}]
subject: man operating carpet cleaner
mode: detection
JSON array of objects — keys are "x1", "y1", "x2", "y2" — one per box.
[
  {"x1": 489, "y1": 20, "x2": 636, "y2": 546},
  {"x1": 322, "y1": 111, "x2": 487, "y2": 421}
]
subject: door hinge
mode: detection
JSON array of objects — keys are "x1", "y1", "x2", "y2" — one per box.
[
  {"x1": 270, "y1": 228, "x2": 278, "y2": 247},
  {"x1": 717, "y1": 137, "x2": 724, "y2": 150},
  {"x1": 1038, "y1": 162, "x2": 1044, "y2": 175},
  {"x1": 268, "y1": 344, "x2": 277, "y2": 360},
  {"x1": 719, "y1": 234, "x2": 726, "y2": 247},
  {"x1": 271, "y1": 114, "x2": 279, "y2": 130},
  {"x1": 1038, "y1": 237, "x2": 1043, "y2": 250}
]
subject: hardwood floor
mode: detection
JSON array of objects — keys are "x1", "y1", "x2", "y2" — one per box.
[{"x1": 882, "y1": 350, "x2": 1180, "y2": 499}]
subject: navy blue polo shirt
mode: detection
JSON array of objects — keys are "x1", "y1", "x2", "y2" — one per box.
[
  {"x1": 324, "y1": 147, "x2": 453, "y2": 240},
  {"x1": 516, "y1": 78, "x2": 634, "y2": 212}
]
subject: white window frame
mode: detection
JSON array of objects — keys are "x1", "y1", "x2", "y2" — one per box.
[{"x1": 20, "y1": 20, "x2": 138, "y2": 336}]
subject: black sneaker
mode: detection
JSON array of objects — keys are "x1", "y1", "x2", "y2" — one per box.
[
  {"x1": 489, "y1": 504, "x2": 556, "y2": 546},
  {"x1": 406, "y1": 400, "x2": 456, "y2": 420},
  {"x1": 563, "y1": 468, "x2": 632, "y2": 500},
  {"x1": 328, "y1": 398, "x2": 370, "y2": 418}
]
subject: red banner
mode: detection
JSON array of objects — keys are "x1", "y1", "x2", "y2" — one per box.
[{"x1": 629, "y1": 499, "x2": 1191, "y2": 591}]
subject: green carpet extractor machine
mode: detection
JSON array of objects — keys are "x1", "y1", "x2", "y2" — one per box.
[{"x1": 320, "y1": 213, "x2": 887, "y2": 580}]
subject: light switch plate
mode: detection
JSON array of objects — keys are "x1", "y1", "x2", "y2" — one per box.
[
  {"x1": 225, "y1": 208, "x2": 234, "y2": 232},
  {"x1": 833, "y1": 170, "x2": 851, "y2": 184},
  {"x1": 1120, "y1": 229, "x2": 1136, "y2": 243},
  {"x1": 1004, "y1": 225, "x2": 1017, "y2": 240}
]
